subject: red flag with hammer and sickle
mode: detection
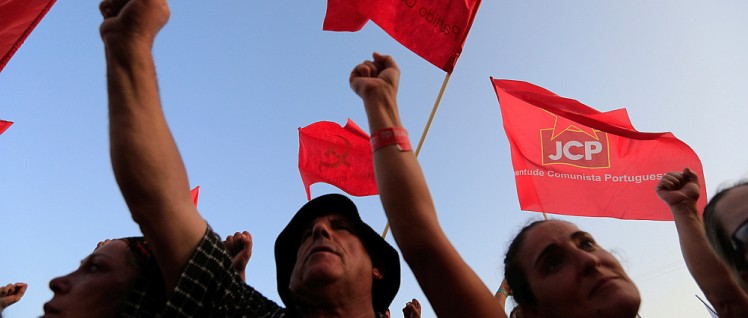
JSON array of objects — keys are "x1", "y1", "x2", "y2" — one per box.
[{"x1": 298, "y1": 119, "x2": 377, "y2": 200}]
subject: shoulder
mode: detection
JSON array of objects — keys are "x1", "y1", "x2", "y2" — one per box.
[{"x1": 163, "y1": 226, "x2": 286, "y2": 317}]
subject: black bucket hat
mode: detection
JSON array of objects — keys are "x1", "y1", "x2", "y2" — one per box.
[{"x1": 274, "y1": 194, "x2": 400, "y2": 314}]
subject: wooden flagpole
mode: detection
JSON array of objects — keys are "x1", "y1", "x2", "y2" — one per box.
[{"x1": 381, "y1": 72, "x2": 452, "y2": 238}]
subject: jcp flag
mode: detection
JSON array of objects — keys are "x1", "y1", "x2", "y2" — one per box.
[{"x1": 491, "y1": 78, "x2": 706, "y2": 221}]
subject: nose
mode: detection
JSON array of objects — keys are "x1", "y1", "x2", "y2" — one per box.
[
  {"x1": 311, "y1": 221, "x2": 332, "y2": 240},
  {"x1": 575, "y1": 250, "x2": 602, "y2": 275},
  {"x1": 49, "y1": 273, "x2": 71, "y2": 294}
]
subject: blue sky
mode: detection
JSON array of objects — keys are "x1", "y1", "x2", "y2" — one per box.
[{"x1": 2, "y1": 1, "x2": 747, "y2": 317}]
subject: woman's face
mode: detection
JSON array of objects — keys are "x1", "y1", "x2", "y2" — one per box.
[
  {"x1": 714, "y1": 185, "x2": 748, "y2": 290},
  {"x1": 42, "y1": 240, "x2": 137, "y2": 318},
  {"x1": 517, "y1": 221, "x2": 640, "y2": 318}
]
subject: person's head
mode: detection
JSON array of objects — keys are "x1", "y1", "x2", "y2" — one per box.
[
  {"x1": 703, "y1": 182, "x2": 748, "y2": 291},
  {"x1": 275, "y1": 194, "x2": 400, "y2": 316},
  {"x1": 44, "y1": 237, "x2": 164, "y2": 318},
  {"x1": 503, "y1": 220, "x2": 640, "y2": 318}
]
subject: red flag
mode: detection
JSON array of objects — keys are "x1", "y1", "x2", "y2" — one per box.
[
  {"x1": 299, "y1": 119, "x2": 377, "y2": 200},
  {"x1": 491, "y1": 78, "x2": 707, "y2": 221},
  {"x1": 0, "y1": 0, "x2": 57, "y2": 72},
  {"x1": 323, "y1": 0, "x2": 481, "y2": 73},
  {"x1": 0, "y1": 120, "x2": 12, "y2": 135},
  {"x1": 190, "y1": 186, "x2": 200, "y2": 207}
]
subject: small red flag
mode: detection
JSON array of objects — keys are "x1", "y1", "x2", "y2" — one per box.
[
  {"x1": 491, "y1": 78, "x2": 707, "y2": 221},
  {"x1": 299, "y1": 119, "x2": 377, "y2": 200},
  {"x1": 323, "y1": 0, "x2": 481, "y2": 73},
  {"x1": 190, "y1": 186, "x2": 200, "y2": 207},
  {"x1": 0, "y1": 120, "x2": 12, "y2": 135},
  {"x1": 0, "y1": 0, "x2": 57, "y2": 72}
]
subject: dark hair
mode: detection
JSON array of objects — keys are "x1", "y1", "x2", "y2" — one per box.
[
  {"x1": 503, "y1": 220, "x2": 548, "y2": 309},
  {"x1": 510, "y1": 306, "x2": 524, "y2": 318},
  {"x1": 116, "y1": 237, "x2": 167, "y2": 316},
  {"x1": 703, "y1": 182, "x2": 748, "y2": 268}
]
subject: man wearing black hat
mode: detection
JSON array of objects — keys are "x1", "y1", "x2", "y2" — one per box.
[
  {"x1": 275, "y1": 193, "x2": 400, "y2": 317},
  {"x1": 99, "y1": 0, "x2": 399, "y2": 316}
]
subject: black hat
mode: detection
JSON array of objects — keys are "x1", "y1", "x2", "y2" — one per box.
[{"x1": 274, "y1": 194, "x2": 400, "y2": 314}]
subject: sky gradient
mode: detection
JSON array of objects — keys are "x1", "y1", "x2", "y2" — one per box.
[{"x1": 2, "y1": 1, "x2": 747, "y2": 317}]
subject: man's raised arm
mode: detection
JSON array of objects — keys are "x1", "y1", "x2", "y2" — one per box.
[{"x1": 99, "y1": 0, "x2": 206, "y2": 291}]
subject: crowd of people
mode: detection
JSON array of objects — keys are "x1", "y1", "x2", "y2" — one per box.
[{"x1": 2, "y1": 0, "x2": 748, "y2": 317}]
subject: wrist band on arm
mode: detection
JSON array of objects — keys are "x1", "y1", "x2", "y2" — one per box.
[{"x1": 371, "y1": 127, "x2": 412, "y2": 152}]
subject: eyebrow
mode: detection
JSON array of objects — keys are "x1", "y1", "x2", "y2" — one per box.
[
  {"x1": 329, "y1": 216, "x2": 353, "y2": 225},
  {"x1": 570, "y1": 231, "x2": 591, "y2": 241},
  {"x1": 80, "y1": 253, "x2": 113, "y2": 264},
  {"x1": 532, "y1": 231, "x2": 591, "y2": 268}
]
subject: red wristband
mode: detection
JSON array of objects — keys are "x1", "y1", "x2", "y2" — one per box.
[{"x1": 371, "y1": 127, "x2": 412, "y2": 152}]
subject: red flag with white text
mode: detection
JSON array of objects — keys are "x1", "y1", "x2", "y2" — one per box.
[
  {"x1": 0, "y1": 120, "x2": 12, "y2": 135},
  {"x1": 299, "y1": 119, "x2": 377, "y2": 200},
  {"x1": 0, "y1": 0, "x2": 57, "y2": 72},
  {"x1": 491, "y1": 78, "x2": 706, "y2": 221},
  {"x1": 323, "y1": 0, "x2": 481, "y2": 73}
]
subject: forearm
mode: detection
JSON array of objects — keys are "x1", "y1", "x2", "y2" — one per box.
[
  {"x1": 104, "y1": 40, "x2": 205, "y2": 289},
  {"x1": 106, "y1": 42, "x2": 188, "y2": 219},
  {"x1": 363, "y1": 94, "x2": 436, "y2": 253},
  {"x1": 671, "y1": 205, "x2": 748, "y2": 316}
]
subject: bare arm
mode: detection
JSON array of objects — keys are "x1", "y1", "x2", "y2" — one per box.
[
  {"x1": 657, "y1": 169, "x2": 748, "y2": 317},
  {"x1": 99, "y1": 0, "x2": 206, "y2": 291},
  {"x1": 350, "y1": 53, "x2": 503, "y2": 317}
]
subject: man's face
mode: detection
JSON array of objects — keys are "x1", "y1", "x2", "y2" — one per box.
[{"x1": 289, "y1": 214, "x2": 377, "y2": 298}]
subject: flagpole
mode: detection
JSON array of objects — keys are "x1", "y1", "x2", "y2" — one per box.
[
  {"x1": 415, "y1": 72, "x2": 451, "y2": 156},
  {"x1": 381, "y1": 223, "x2": 391, "y2": 237},
  {"x1": 382, "y1": 72, "x2": 452, "y2": 239},
  {"x1": 542, "y1": 212, "x2": 548, "y2": 220}
]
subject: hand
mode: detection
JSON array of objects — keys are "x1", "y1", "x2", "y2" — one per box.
[
  {"x1": 0, "y1": 282, "x2": 28, "y2": 309},
  {"x1": 349, "y1": 53, "x2": 403, "y2": 132},
  {"x1": 656, "y1": 168, "x2": 700, "y2": 209},
  {"x1": 495, "y1": 278, "x2": 511, "y2": 298},
  {"x1": 350, "y1": 52, "x2": 401, "y2": 110},
  {"x1": 99, "y1": 0, "x2": 171, "y2": 46},
  {"x1": 402, "y1": 298, "x2": 421, "y2": 318},
  {"x1": 225, "y1": 231, "x2": 252, "y2": 282}
]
